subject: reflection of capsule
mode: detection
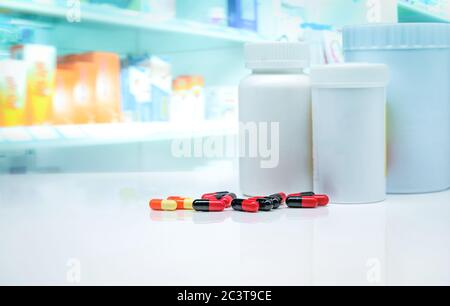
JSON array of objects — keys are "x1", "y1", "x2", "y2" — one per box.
[
  {"x1": 231, "y1": 199, "x2": 259, "y2": 213},
  {"x1": 172, "y1": 197, "x2": 194, "y2": 210},
  {"x1": 201, "y1": 191, "x2": 229, "y2": 200},
  {"x1": 288, "y1": 192, "x2": 329, "y2": 206},
  {"x1": 286, "y1": 196, "x2": 318, "y2": 208},
  {"x1": 220, "y1": 193, "x2": 236, "y2": 208},
  {"x1": 193, "y1": 199, "x2": 225, "y2": 212},
  {"x1": 149, "y1": 199, "x2": 177, "y2": 211}
]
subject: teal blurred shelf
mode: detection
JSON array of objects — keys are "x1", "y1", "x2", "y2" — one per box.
[
  {"x1": 0, "y1": 0, "x2": 267, "y2": 43},
  {"x1": 0, "y1": 121, "x2": 238, "y2": 150},
  {"x1": 398, "y1": 1, "x2": 449, "y2": 23}
]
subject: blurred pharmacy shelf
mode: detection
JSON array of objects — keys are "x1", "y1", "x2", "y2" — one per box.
[
  {"x1": 398, "y1": 1, "x2": 450, "y2": 23},
  {"x1": 0, "y1": 121, "x2": 238, "y2": 150},
  {"x1": 0, "y1": 0, "x2": 267, "y2": 44}
]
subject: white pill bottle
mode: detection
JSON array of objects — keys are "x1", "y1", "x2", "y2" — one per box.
[
  {"x1": 311, "y1": 63, "x2": 389, "y2": 203},
  {"x1": 239, "y1": 42, "x2": 312, "y2": 196}
]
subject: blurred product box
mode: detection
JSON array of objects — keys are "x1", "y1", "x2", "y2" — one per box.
[
  {"x1": 0, "y1": 60, "x2": 28, "y2": 127},
  {"x1": 75, "y1": 52, "x2": 121, "y2": 123},
  {"x1": 11, "y1": 44, "x2": 56, "y2": 126},
  {"x1": 57, "y1": 60, "x2": 96, "y2": 124},
  {"x1": 121, "y1": 57, "x2": 152, "y2": 122},
  {"x1": 150, "y1": 56, "x2": 171, "y2": 122},
  {"x1": 121, "y1": 54, "x2": 171, "y2": 122},
  {"x1": 53, "y1": 68, "x2": 76, "y2": 125},
  {"x1": 205, "y1": 86, "x2": 238, "y2": 121},
  {"x1": 228, "y1": 0, "x2": 258, "y2": 31},
  {"x1": 170, "y1": 75, "x2": 205, "y2": 123}
]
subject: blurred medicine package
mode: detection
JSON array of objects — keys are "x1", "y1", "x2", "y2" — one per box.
[{"x1": 121, "y1": 54, "x2": 172, "y2": 123}]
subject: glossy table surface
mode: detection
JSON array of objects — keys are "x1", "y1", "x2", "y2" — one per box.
[{"x1": 0, "y1": 162, "x2": 449, "y2": 285}]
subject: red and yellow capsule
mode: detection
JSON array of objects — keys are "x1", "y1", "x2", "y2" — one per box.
[
  {"x1": 149, "y1": 199, "x2": 177, "y2": 211},
  {"x1": 167, "y1": 197, "x2": 194, "y2": 210},
  {"x1": 286, "y1": 196, "x2": 318, "y2": 208},
  {"x1": 193, "y1": 199, "x2": 226, "y2": 212}
]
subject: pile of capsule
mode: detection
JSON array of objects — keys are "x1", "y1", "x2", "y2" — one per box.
[{"x1": 149, "y1": 191, "x2": 329, "y2": 213}]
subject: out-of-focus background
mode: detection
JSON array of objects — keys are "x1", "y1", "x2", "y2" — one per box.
[{"x1": 0, "y1": 0, "x2": 448, "y2": 174}]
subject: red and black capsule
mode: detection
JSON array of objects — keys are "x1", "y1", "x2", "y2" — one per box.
[
  {"x1": 255, "y1": 197, "x2": 274, "y2": 211},
  {"x1": 248, "y1": 196, "x2": 274, "y2": 211},
  {"x1": 201, "y1": 191, "x2": 230, "y2": 201},
  {"x1": 193, "y1": 199, "x2": 226, "y2": 212},
  {"x1": 269, "y1": 192, "x2": 287, "y2": 204},
  {"x1": 220, "y1": 193, "x2": 236, "y2": 208},
  {"x1": 288, "y1": 192, "x2": 329, "y2": 206},
  {"x1": 231, "y1": 199, "x2": 259, "y2": 213},
  {"x1": 286, "y1": 196, "x2": 318, "y2": 208},
  {"x1": 267, "y1": 192, "x2": 287, "y2": 208}
]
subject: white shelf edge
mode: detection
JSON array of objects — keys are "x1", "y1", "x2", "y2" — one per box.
[{"x1": 0, "y1": 121, "x2": 238, "y2": 150}]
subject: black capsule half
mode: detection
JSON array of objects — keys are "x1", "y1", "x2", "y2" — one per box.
[
  {"x1": 255, "y1": 198, "x2": 274, "y2": 211},
  {"x1": 267, "y1": 196, "x2": 281, "y2": 209}
]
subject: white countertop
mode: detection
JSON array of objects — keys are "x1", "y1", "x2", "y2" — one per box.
[{"x1": 0, "y1": 161, "x2": 449, "y2": 285}]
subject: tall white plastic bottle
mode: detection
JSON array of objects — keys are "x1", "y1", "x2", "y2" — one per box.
[{"x1": 239, "y1": 43, "x2": 312, "y2": 196}]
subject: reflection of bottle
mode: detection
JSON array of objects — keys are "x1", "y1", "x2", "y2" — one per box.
[{"x1": 0, "y1": 60, "x2": 27, "y2": 127}]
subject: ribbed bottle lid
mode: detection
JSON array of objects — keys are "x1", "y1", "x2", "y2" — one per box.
[
  {"x1": 244, "y1": 42, "x2": 309, "y2": 70},
  {"x1": 311, "y1": 63, "x2": 389, "y2": 88},
  {"x1": 343, "y1": 23, "x2": 450, "y2": 51}
]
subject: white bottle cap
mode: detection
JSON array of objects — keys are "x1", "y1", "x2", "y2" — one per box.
[
  {"x1": 311, "y1": 63, "x2": 389, "y2": 88},
  {"x1": 244, "y1": 42, "x2": 310, "y2": 70}
]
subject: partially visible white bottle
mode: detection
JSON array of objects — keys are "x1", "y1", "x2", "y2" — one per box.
[{"x1": 239, "y1": 42, "x2": 312, "y2": 196}]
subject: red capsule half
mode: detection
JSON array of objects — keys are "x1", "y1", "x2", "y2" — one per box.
[
  {"x1": 314, "y1": 195, "x2": 329, "y2": 206},
  {"x1": 286, "y1": 196, "x2": 318, "y2": 208},
  {"x1": 193, "y1": 199, "x2": 225, "y2": 212}
]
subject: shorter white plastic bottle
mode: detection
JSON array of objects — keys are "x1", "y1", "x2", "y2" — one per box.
[
  {"x1": 239, "y1": 42, "x2": 312, "y2": 196},
  {"x1": 311, "y1": 63, "x2": 389, "y2": 204}
]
